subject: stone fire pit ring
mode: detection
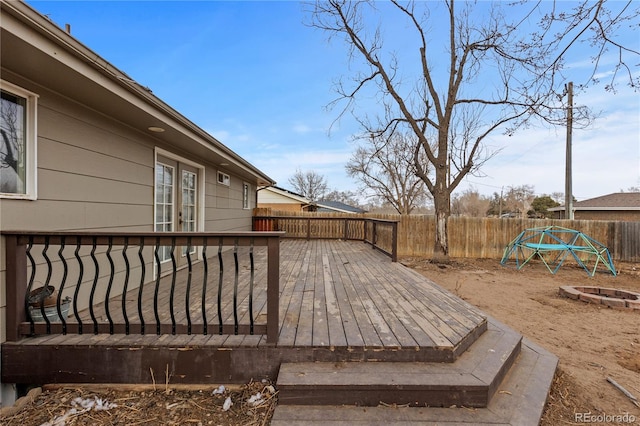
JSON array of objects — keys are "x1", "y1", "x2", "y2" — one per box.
[{"x1": 559, "y1": 286, "x2": 640, "y2": 311}]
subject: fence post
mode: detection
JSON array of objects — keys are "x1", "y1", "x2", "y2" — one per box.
[
  {"x1": 306, "y1": 218, "x2": 311, "y2": 241},
  {"x1": 266, "y1": 235, "x2": 280, "y2": 344},
  {"x1": 5, "y1": 234, "x2": 27, "y2": 342}
]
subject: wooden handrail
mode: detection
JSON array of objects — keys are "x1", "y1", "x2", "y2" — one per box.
[{"x1": 252, "y1": 216, "x2": 398, "y2": 262}]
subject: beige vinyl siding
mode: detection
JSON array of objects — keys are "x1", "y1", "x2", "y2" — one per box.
[
  {"x1": 204, "y1": 169, "x2": 253, "y2": 231},
  {"x1": 1, "y1": 81, "x2": 156, "y2": 231}
]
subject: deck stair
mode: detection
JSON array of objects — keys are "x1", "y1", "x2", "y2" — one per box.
[{"x1": 272, "y1": 318, "x2": 558, "y2": 425}]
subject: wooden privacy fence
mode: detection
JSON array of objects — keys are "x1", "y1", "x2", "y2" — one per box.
[{"x1": 253, "y1": 210, "x2": 639, "y2": 263}]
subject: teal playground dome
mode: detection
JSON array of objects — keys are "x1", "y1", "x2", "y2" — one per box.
[{"x1": 500, "y1": 226, "x2": 616, "y2": 276}]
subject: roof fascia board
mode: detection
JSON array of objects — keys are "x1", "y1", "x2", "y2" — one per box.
[{"x1": 2, "y1": 0, "x2": 274, "y2": 185}]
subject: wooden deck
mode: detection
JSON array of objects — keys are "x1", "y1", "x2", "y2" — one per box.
[
  {"x1": 2, "y1": 239, "x2": 487, "y2": 384},
  {"x1": 276, "y1": 239, "x2": 486, "y2": 350}
]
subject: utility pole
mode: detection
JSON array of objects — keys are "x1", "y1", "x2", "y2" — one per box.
[{"x1": 565, "y1": 82, "x2": 574, "y2": 220}]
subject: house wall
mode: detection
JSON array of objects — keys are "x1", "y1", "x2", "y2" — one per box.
[
  {"x1": 575, "y1": 211, "x2": 640, "y2": 222},
  {"x1": 553, "y1": 210, "x2": 640, "y2": 222},
  {"x1": 0, "y1": 71, "x2": 254, "y2": 403},
  {"x1": 257, "y1": 202, "x2": 305, "y2": 212},
  {"x1": 257, "y1": 189, "x2": 310, "y2": 213}
]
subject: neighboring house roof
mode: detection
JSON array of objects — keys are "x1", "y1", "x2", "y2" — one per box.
[
  {"x1": 316, "y1": 200, "x2": 367, "y2": 214},
  {"x1": 257, "y1": 186, "x2": 314, "y2": 206},
  {"x1": 1, "y1": 0, "x2": 274, "y2": 187},
  {"x1": 548, "y1": 192, "x2": 640, "y2": 212}
]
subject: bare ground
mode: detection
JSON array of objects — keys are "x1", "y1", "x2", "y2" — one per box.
[
  {"x1": 403, "y1": 257, "x2": 640, "y2": 425},
  {"x1": 2, "y1": 258, "x2": 639, "y2": 425}
]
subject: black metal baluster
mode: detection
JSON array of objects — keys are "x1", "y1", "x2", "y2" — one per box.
[
  {"x1": 25, "y1": 236, "x2": 36, "y2": 334},
  {"x1": 137, "y1": 240, "x2": 146, "y2": 335},
  {"x1": 185, "y1": 237, "x2": 193, "y2": 335},
  {"x1": 153, "y1": 237, "x2": 162, "y2": 335},
  {"x1": 217, "y1": 238, "x2": 224, "y2": 335},
  {"x1": 105, "y1": 236, "x2": 115, "y2": 334},
  {"x1": 89, "y1": 237, "x2": 99, "y2": 334},
  {"x1": 57, "y1": 237, "x2": 68, "y2": 334},
  {"x1": 122, "y1": 238, "x2": 130, "y2": 335},
  {"x1": 169, "y1": 238, "x2": 177, "y2": 335},
  {"x1": 233, "y1": 239, "x2": 239, "y2": 335},
  {"x1": 249, "y1": 238, "x2": 255, "y2": 334},
  {"x1": 201, "y1": 239, "x2": 208, "y2": 335},
  {"x1": 41, "y1": 237, "x2": 52, "y2": 333},
  {"x1": 73, "y1": 236, "x2": 84, "y2": 334}
]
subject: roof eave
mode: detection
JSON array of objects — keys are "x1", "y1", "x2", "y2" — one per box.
[{"x1": 2, "y1": 0, "x2": 275, "y2": 186}]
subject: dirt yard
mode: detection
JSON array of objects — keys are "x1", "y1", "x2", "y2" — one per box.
[
  {"x1": 2, "y1": 257, "x2": 639, "y2": 425},
  {"x1": 404, "y1": 257, "x2": 640, "y2": 425}
]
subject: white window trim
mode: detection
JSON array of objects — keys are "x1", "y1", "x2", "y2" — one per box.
[
  {"x1": 217, "y1": 171, "x2": 230, "y2": 186},
  {"x1": 0, "y1": 80, "x2": 38, "y2": 200},
  {"x1": 154, "y1": 147, "x2": 205, "y2": 234}
]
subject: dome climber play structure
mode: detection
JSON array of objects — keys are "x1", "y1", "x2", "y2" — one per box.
[{"x1": 501, "y1": 225, "x2": 617, "y2": 277}]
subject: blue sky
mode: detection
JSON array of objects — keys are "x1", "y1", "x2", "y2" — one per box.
[{"x1": 28, "y1": 1, "x2": 639, "y2": 202}]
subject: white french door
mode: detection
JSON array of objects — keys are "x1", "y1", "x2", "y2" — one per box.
[{"x1": 155, "y1": 154, "x2": 200, "y2": 265}]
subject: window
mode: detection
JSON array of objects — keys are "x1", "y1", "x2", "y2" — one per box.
[
  {"x1": 0, "y1": 81, "x2": 38, "y2": 199},
  {"x1": 217, "y1": 171, "x2": 230, "y2": 186},
  {"x1": 243, "y1": 183, "x2": 250, "y2": 209}
]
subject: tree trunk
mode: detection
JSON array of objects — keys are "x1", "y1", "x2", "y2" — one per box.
[{"x1": 432, "y1": 190, "x2": 450, "y2": 261}]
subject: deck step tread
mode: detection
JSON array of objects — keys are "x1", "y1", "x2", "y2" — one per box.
[
  {"x1": 271, "y1": 339, "x2": 558, "y2": 426},
  {"x1": 277, "y1": 319, "x2": 522, "y2": 408}
]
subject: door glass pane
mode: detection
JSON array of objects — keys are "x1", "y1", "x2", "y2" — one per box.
[
  {"x1": 155, "y1": 163, "x2": 174, "y2": 262},
  {"x1": 181, "y1": 170, "x2": 197, "y2": 256}
]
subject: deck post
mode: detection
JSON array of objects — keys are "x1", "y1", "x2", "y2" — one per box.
[
  {"x1": 363, "y1": 219, "x2": 368, "y2": 243},
  {"x1": 306, "y1": 218, "x2": 311, "y2": 241},
  {"x1": 391, "y1": 221, "x2": 398, "y2": 262},
  {"x1": 266, "y1": 235, "x2": 280, "y2": 344},
  {"x1": 372, "y1": 222, "x2": 377, "y2": 248},
  {"x1": 5, "y1": 234, "x2": 27, "y2": 342}
]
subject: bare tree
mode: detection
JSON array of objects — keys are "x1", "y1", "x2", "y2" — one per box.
[
  {"x1": 322, "y1": 189, "x2": 361, "y2": 206},
  {"x1": 346, "y1": 131, "x2": 429, "y2": 215},
  {"x1": 451, "y1": 188, "x2": 490, "y2": 218},
  {"x1": 308, "y1": 0, "x2": 638, "y2": 260},
  {"x1": 503, "y1": 185, "x2": 536, "y2": 219},
  {"x1": 620, "y1": 186, "x2": 640, "y2": 192},
  {"x1": 550, "y1": 192, "x2": 565, "y2": 205},
  {"x1": 288, "y1": 169, "x2": 329, "y2": 202}
]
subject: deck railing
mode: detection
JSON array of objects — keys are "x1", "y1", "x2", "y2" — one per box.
[
  {"x1": 3, "y1": 231, "x2": 283, "y2": 343},
  {"x1": 253, "y1": 216, "x2": 398, "y2": 262}
]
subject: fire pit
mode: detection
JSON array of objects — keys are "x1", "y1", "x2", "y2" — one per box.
[{"x1": 559, "y1": 286, "x2": 640, "y2": 311}]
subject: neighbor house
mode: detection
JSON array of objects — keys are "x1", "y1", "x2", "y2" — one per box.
[
  {"x1": 549, "y1": 192, "x2": 640, "y2": 221},
  {"x1": 316, "y1": 200, "x2": 367, "y2": 214},
  {"x1": 257, "y1": 185, "x2": 316, "y2": 212},
  {"x1": 0, "y1": 0, "x2": 274, "y2": 405}
]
